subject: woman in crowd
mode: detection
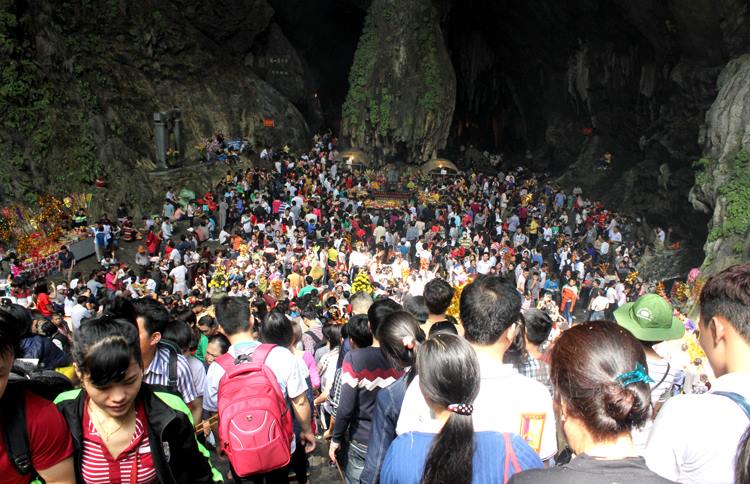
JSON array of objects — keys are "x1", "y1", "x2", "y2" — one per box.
[
  {"x1": 3, "y1": 303, "x2": 70, "y2": 370},
  {"x1": 509, "y1": 321, "x2": 675, "y2": 483},
  {"x1": 361, "y1": 310, "x2": 425, "y2": 484},
  {"x1": 204, "y1": 333, "x2": 230, "y2": 365},
  {"x1": 55, "y1": 315, "x2": 220, "y2": 483},
  {"x1": 380, "y1": 332, "x2": 542, "y2": 483}
]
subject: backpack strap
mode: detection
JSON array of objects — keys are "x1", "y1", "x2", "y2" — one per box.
[
  {"x1": 502, "y1": 433, "x2": 521, "y2": 484},
  {"x1": 305, "y1": 330, "x2": 322, "y2": 348},
  {"x1": 653, "y1": 362, "x2": 671, "y2": 389},
  {"x1": 215, "y1": 343, "x2": 277, "y2": 371},
  {"x1": 159, "y1": 340, "x2": 180, "y2": 391},
  {"x1": 713, "y1": 391, "x2": 750, "y2": 419},
  {"x1": 1, "y1": 386, "x2": 33, "y2": 476}
]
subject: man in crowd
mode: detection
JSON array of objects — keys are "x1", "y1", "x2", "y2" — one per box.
[{"x1": 645, "y1": 264, "x2": 750, "y2": 483}]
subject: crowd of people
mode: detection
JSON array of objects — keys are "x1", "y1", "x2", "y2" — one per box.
[{"x1": 1, "y1": 132, "x2": 749, "y2": 484}]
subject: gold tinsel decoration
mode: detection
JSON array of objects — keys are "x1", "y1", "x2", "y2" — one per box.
[
  {"x1": 625, "y1": 271, "x2": 639, "y2": 285},
  {"x1": 446, "y1": 281, "x2": 469, "y2": 321}
]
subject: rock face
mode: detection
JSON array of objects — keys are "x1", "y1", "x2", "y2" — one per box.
[
  {"x1": 0, "y1": 0, "x2": 313, "y2": 212},
  {"x1": 340, "y1": 0, "x2": 456, "y2": 163},
  {"x1": 690, "y1": 54, "x2": 750, "y2": 274},
  {"x1": 440, "y1": 0, "x2": 750, "y2": 250}
]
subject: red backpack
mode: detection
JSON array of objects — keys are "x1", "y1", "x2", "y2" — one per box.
[{"x1": 215, "y1": 344, "x2": 293, "y2": 476}]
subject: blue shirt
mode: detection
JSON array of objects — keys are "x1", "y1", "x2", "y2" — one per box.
[{"x1": 381, "y1": 431, "x2": 543, "y2": 483}]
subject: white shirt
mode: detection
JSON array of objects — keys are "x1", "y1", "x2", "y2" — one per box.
[
  {"x1": 589, "y1": 295, "x2": 610, "y2": 312},
  {"x1": 645, "y1": 373, "x2": 750, "y2": 484},
  {"x1": 169, "y1": 265, "x2": 188, "y2": 286},
  {"x1": 70, "y1": 304, "x2": 91, "y2": 331},
  {"x1": 168, "y1": 248, "x2": 181, "y2": 265},
  {"x1": 476, "y1": 259, "x2": 492, "y2": 275},
  {"x1": 600, "y1": 241, "x2": 610, "y2": 255},
  {"x1": 396, "y1": 353, "x2": 557, "y2": 460}
]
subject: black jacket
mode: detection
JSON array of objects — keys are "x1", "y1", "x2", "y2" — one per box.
[{"x1": 56, "y1": 384, "x2": 219, "y2": 484}]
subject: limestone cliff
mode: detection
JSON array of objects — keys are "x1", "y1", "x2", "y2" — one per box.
[
  {"x1": 690, "y1": 54, "x2": 750, "y2": 274},
  {"x1": 0, "y1": 0, "x2": 311, "y2": 212},
  {"x1": 340, "y1": 0, "x2": 456, "y2": 163}
]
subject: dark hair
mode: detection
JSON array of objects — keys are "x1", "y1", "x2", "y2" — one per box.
[
  {"x1": 460, "y1": 275, "x2": 521, "y2": 345},
  {"x1": 73, "y1": 316, "x2": 142, "y2": 387},
  {"x1": 423, "y1": 278, "x2": 455, "y2": 315},
  {"x1": 700, "y1": 263, "x2": 750, "y2": 342},
  {"x1": 198, "y1": 315, "x2": 217, "y2": 329},
  {"x1": 105, "y1": 296, "x2": 137, "y2": 326},
  {"x1": 2, "y1": 304, "x2": 33, "y2": 336},
  {"x1": 367, "y1": 297, "x2": 401, "y2": 337},
  {"x1": 162, "y1": 320, "x2": 193, "y2": 352},
  {"x1": 207, "y1": 333, "x2": 230, "y2": 355},
  {"x1": 38, "y1": 321, "x2": 59, "y2": 338},
  {"x1": 215, "y1": 296, "x2": 251, "y2": 335},
  {"x1": 322, "y1": 324, "x2": 342, "y2": 350},
  {"x1": 261, "y1": 310, "x2": 294, "y2": 347},
  {"x1": 418, "y1": 333, "x2": 480, "y2": 484},
  {"x1": 736, "y1": 425, "x2": 750, "y2": 484},
  {"x1": 402, "y1": 295, "x2": 428, "y2": 323},
  {"x1": 549, "y1": 321, "x2": 652, "y2": 441},
  {"x1": 33, "y1": 282, "x2": 49, "y2": 295},
  {"x1": 347, "y1": 314, "x2": 373, "y2": 348},
  {"x1": 377, "y1": 311, "x2": 425, "y2": 371},
  {"x1": 0, "y1": 310, "x2": 22, "y2": 358},
  {"x1": 174, "y1": 308, "x2": 197, "y2": 326},
  {"x1": 522, "y1": 308, "x2": 553, "y2": 345},
  {"x1": 132, "y1": 298, "x2": 170, "y2": 336}
]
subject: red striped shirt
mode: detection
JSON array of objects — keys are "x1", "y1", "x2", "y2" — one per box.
[{"x1": 81, "y1": 400, "x2": 158, "y2": 484}]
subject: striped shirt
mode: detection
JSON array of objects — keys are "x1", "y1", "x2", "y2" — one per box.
[
  {"x1": 81, "y1": 401, "x2": 158, "y2": 484},
  {"x1": 143, "y1": 346, "x2": 198, "y2": 405}
]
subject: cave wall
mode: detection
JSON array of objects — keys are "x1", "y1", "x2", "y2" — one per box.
[
  {"x1": 438, "y1": 0, "x2": 750, "y2": 256},
  {"x1": 0, "y1": 0, "x2": 329, "y2": 212},
  {"x1": 690, "y1": 54, "x2": 750, "y2": 274}
]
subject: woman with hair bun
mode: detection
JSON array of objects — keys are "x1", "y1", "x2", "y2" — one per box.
[
  {"x1": 510, "y1": 321, "x2": 675, "y2": 484},
  {"x1": 380, "y1": 332, "x2": 542, "y2": 483},
  {"x1": 54, "y1": 316, "x2": 220, "y2": 483}
]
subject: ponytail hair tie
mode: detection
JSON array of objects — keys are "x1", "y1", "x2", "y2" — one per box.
[
  {"x1": 615, "y1": 362, "x2": 654, "y2": 388},
  {"x1": 447, "y1": 403, "x2": 473, "y2": 416},
  {"x1": 402, "y1": 336, "x2": 415, "y2": 350}
]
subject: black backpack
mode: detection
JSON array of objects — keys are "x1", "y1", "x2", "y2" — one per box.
[{"x1": 1, "y1": 364, "x2": 73, "y2": 476}]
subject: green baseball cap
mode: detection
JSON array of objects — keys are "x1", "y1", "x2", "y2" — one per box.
[{"x1": 614, "y1": 293, "x2": 685, "y2": 342}]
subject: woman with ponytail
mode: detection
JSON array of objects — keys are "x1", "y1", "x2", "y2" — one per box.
[
  {"x1": 380, "y1": 333, "x2": 542, "y2": 483},
  {"x1": 509, "y1": 321, "x2": 674, "y2": 484},
  {"x1": 361, "y1": 311, "x2": 425, "y2": 483}
]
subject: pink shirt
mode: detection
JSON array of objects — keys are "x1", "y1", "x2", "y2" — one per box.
[{"x1": 303, "y1": 351, "x2": 321, "y2": 389}]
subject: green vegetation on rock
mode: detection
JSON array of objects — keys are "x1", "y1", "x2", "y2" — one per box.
[
  {"x1": 708, "y1": 149, "x2": 750, "y2": 242},
  {"x1": 342, "y1": 10, "x2": 377, "y2": 125},
  {"x1": 692, "y1": 157, "x2": 710, "y2": 186}
]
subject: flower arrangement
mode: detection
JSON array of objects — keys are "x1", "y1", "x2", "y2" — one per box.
[
  {"x1": 208, "y1": 266, "x2": 229, "y2": 291},
  {"x1": 352, "y1": 269, "x2": 373, "y2": 295}
]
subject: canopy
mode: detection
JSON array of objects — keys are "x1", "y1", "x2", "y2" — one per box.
[{"x1": 421, "y1": 158, "x2": 458, "y2": 174}]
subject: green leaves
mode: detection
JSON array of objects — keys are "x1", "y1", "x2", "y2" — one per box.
[{"x1": 708, "y1": 150, "x2": 750, "y2": 242}]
